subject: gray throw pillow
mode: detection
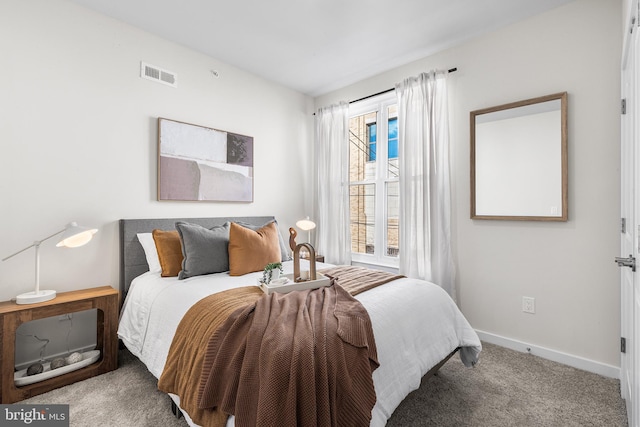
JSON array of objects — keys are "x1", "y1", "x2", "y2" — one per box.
[
  {"x1": 176, "y1": 221, "x2": 230, "y2": 279},
  {"x1": 235, "y1": 220, "x2": 291, "y2": 261}
]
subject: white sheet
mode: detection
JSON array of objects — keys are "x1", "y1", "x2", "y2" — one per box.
[{"x1": 118, "y1": 260, "x2": 481, "y2": 426}]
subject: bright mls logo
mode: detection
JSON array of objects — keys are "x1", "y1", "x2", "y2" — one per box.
[{"x1": 1, "y1": 405, "x2": 69, "y2": 426}]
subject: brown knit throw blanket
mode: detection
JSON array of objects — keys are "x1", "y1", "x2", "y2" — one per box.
[
  {"x1": 158, "y1": 266, "x2": 403, "y2": 427},
  {"x1": 158, "y1": 286, "x2": 264, "y2": 427}
]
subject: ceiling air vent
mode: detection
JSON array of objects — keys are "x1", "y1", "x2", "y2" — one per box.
[{"x1": 140, "y1": 61, "x2": 177, "y2": 88}]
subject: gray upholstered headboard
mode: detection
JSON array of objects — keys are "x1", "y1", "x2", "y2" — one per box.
[{"x1": 119, "y1": 216, "x2": 277, "y2": 301}]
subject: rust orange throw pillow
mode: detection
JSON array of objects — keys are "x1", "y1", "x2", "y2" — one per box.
[
  {"x1": 152, "y1": 229, "x2": 183, "y2": 277},
  {"x1": 229, "y1": 221, "x2": 281, "y2": 276}
]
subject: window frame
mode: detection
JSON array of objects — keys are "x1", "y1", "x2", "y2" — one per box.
[{"x1": 349, "y1": 92, "x2": 399, "y2": 268}]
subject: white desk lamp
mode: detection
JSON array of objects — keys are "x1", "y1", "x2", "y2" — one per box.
[
  {"x1": 295, "y1": 216, "x2": 316, "y2": 244},
  {"x1": 2, "y1": 222, "x2": 98, "y2": 304}
]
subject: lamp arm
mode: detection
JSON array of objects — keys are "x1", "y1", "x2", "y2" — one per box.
[{"x1": 1, "y1": 228, "x2": 66, "y2": 262}]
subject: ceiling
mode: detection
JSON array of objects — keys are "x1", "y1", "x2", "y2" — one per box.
[{"x1": 68, "y1": 0, "x2": 574, "y2": 97}]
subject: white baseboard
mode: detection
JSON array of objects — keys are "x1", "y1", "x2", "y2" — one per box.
[{"x1": 475, "y1": 329, "x2": 620, "y2": 379}]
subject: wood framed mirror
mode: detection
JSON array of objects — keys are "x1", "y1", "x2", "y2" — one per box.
[{"x1": 470, "y1": 92, "x2": 568, "y2": 221}]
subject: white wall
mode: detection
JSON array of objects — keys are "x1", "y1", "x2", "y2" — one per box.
[
  {"x1": 0, "y1": 0, "x2": 315, "y2": 304},
  {"x1": 316, "y1": 0, "x2": 622, "y2": 368}
]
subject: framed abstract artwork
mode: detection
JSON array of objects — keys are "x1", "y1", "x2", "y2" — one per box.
[{"x1": 158, "y1": 118, "x2": 254, "y2": 202}]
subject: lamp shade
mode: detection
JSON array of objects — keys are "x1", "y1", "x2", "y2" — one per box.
[
  {"x1": 56, "y1": 222, "x2": 98, "y2": 248},
  {"x1": 296, "y1": 217, "x2": 316, "y2": 231}
]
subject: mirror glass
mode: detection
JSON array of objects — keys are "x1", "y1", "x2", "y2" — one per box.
[{"x1": 471, "y1": 92, "x2": 567, "y2": 221}]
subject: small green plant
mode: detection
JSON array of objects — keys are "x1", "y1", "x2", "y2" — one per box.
[{"x1": 262, "y1": 262, "x2": 283, "y2": 284}]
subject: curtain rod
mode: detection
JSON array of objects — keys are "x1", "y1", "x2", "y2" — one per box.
[
  {"x1": 348, "y1": 67, "x2": 457, "y2": 104},
  {"x1": 313, "y1": 67, "x2": 457, "y2": 115}
]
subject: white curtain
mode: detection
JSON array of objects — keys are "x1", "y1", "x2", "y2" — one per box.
[
  {"x1": 395, "y1": 71, "x2": 455, "y2": 298},
  {"x1": 315, "y1": 102, "x2": 352, "y2": 265}
]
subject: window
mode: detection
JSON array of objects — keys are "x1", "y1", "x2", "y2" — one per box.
[
  {"x1": 388, "y1": 118, "x2": 398, "y2": 159},
  {"x1": 349, "y1": 94, "x2": 399, "y2": 266},
  {"x1": 367, "y1": 123, "x2": 377, "y2": 161}
]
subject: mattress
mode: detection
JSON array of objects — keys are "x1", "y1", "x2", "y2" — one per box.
[{"x1": 118, "y1": 259, "x2": 481, "y2": 426}]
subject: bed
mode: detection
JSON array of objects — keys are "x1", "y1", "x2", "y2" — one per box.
[{"x1": 117, "y1": 216, "x2": 481, "y2": 427}]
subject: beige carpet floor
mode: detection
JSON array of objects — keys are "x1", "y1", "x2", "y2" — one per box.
[
  {"x1": 387, "y1": 342, "x2": 627, "y2": 426},
  {"x1": 21, "y1": 342, "x2": 627, "y2": 426}
]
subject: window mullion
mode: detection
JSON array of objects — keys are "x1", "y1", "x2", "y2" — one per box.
[{"x1": 375, "y1": 103, "x2": 389, "y2": 263}]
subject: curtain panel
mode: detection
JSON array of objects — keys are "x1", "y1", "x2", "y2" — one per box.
[
  {"x1": 395, "y1": 71, "x2": 455, "y2": 298},
  {"x1": 315, "y1": 102, "x2": 352, "y2": 265}
]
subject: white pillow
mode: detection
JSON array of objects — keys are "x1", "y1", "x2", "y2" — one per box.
[{"x1": 137, "y1": 233, "x2": 161, "y2": 273}]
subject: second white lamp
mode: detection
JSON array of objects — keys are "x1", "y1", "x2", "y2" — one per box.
[{"x1": 295, "y1": 216, "x2": 316, "y2": 244}]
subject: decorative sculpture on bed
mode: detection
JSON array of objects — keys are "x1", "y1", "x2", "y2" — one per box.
[
  {"x1": 293, "y1": 243, "x2": 317, "y2": 283},
  {"x1": 288, "y1": 227, "x2": 297, "y2": 252}
]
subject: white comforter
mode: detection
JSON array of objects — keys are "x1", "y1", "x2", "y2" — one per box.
[{"x1": 118, "y1": 260, "x2": 481, "y2": 427}]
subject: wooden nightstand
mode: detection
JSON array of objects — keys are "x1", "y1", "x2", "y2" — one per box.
[{"x1": 0, "y1": 286, "x2": 119, "y2": 403}]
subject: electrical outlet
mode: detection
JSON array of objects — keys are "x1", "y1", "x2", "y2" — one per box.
[
  {"x1": 58, "y1": 313, "x2": 72, "y2": 321},
  {"x1": 522, "y1": 297, "x2": 535, "y2": 314}
]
